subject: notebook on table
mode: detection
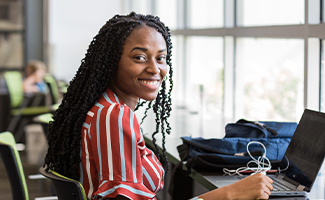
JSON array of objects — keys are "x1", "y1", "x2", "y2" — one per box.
[{"x1": 205, "y1": 109, "x2": 325, "y2": 197}]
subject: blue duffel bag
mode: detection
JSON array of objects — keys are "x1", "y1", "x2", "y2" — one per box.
[{"x1": 177, "y1": 120, "x2": 298, "y2": 172}]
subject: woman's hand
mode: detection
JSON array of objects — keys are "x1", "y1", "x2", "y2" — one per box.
[
  {"x1": 224, "y1": 173, "x2": 273, "y2": 199},
  {"x1": 198, "y1": 173, "x2": 273, "y2": 200}
]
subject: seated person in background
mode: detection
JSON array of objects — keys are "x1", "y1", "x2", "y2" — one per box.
[
  {"x1": 44, "y1": 12, "x2": 273, "y2": 200},
  {"x1": 23, "y1": 60, "x2": 47, "y2": 93}
]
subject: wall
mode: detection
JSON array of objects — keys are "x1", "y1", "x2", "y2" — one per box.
[{"x1": 48, "y1": 0, "x2": 121, "y2": 82}]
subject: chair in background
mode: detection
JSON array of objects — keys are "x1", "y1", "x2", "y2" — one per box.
[
  {"x1": 3, "y1": 71, "x2": 52, "y2": 143},
  {"x1": 39, "y1": 166, "x2": 87, "y2": 200},
  {"x1": 57, "y1": 79, "x2": 68, "y2": 94},
  {"x1": 43, "y1": 74, "x2": 61, "y2": 105},
  {"x1": 0, "y1": 131, "x2": 57, "y2": 200},
  {"x1": 0, "y1": 131, "x2": 29, "y2": 200},
  {"x1": 33, "y1": 113, "x2": 54, "y2": 139}
]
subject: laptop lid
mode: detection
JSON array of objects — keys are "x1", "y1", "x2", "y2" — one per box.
[{"x1": 278, "y1": 109, "x2": 325, "y2": 192}]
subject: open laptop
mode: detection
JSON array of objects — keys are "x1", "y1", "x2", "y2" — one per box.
[{"x1": 205, "y1": 109, "x2": 325, "y2": 197}]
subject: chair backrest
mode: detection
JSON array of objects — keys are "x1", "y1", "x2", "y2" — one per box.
[
  {"x1": 0, "y1": 131, "x2": 29, "y2": 200},
  {"x1": 43, "y1": 74, "x2": 60, "y2": 104},
  {"x1": 39, "y1": 166, "x2": 87, "y2": 200},
  {"x1": 3, "y1": 71, "x2": 24, "y2": 108}
]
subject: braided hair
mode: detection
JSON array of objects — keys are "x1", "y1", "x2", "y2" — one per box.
[{"x1": 44, "y1": 12, "x2": 173, "y2": 180}]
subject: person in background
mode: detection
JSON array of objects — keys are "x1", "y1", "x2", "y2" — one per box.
[
  {"x1": 23, "y1": 60, "x2": 47, "y2": 93},
  {"x1": 44, "y1": 12, "x2": 273, "y2": 200}
]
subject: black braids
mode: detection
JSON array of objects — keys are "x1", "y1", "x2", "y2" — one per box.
[
  {"x1": 138, "y1": 101, "x2": 152, "y2": 135},
  {"x1": 139, "y1": 101, "x2": 152, "y2": 126},
  {"x1": 159, "y1": 80, "x2": 169, "y2": 174},
  {"x1": 44, "y1": 12, "x2": 173, "y2": 180},
  {"x1": 151, "y1": 93, "x2": 162, "y2": 160},
  {"x1": 135, "y1": 99, "x2": 147, "y2": 111},
  {"x1": 45, "y1": 26, "x2": 120, "y2": 178},
  {"x1": 165, "y1": 66, "x2": 174, "y2": 136}
]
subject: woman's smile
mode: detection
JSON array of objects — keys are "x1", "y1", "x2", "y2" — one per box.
[{"x1": 139, "y1": 79, "x2": 159, "y2": 85}]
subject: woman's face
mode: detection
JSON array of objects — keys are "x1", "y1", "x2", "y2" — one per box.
[{"x1": 112, "y1": 26, "x2": 167, "y2": 109}]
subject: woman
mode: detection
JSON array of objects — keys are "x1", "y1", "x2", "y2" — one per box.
[
  {"x1": 23, "y1": 60, "x2": 47, "y2": 93},
  {"x1": 44, "y1": 12, "x2": 273, "y2": 200}
]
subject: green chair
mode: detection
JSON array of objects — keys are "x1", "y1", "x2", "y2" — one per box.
[
  {"x1": 0, "y1": 131, "x2": 58, "y2": 200},
  {"x1": 3, "y1": 71, "x2": 52, "y2": 142},
  {"x1": 0, "y1": 131, "x2": 29, "y2": 200},
  {"x1": 39, "y1": 166, "x2": 87, "y2": 200},
  {"x1": 43, "y1": 74, "x2": 61, "y2": 105},
  {"x1": 3, "y1": 71, "x2": 25, "y2": 109}
]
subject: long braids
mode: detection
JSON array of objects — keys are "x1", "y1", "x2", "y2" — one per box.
[{"x1": 44, "y1": 12, "x2": 173, "y2": 180}]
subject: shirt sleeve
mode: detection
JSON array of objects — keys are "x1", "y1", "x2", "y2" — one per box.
[{"x1": 89, "y1": 103, "x2": 158, "y2": 200}]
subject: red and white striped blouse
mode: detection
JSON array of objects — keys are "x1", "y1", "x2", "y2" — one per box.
[{"x1": 80, "y1": 88, "x2": 164, "y2": 200}]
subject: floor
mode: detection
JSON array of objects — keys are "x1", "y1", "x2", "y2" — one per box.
[{"x1": 0, "y1": 124, "x2": 54, "y2": 200}]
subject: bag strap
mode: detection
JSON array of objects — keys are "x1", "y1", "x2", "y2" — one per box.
[{"x1": 237, "y1": 119, "x2": 278, "y2": 136}]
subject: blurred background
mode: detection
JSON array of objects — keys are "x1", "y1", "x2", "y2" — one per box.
[{"x1": 1, "y1": 0, "x2": 323, "y2": 134}]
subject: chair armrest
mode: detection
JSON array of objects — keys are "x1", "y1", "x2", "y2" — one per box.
[
  {"x1": 28, "y1": 173, "x2": 47, "y2": 180},
  {"x1": 34, "y1": 196, "x2": 58, "y2": 200}
]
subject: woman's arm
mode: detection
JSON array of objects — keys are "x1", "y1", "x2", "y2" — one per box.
[{"x1": 198, "y1": 173, "x2": 273, "y2": 200}]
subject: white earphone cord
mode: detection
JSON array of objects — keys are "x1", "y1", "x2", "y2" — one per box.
[{"x1": 223, "y1": 141, "x2": 272, "y2": 176}]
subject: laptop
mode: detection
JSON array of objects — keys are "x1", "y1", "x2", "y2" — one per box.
[{"x1": 205, "y1": 108, "x2": 325, "y2": 197}]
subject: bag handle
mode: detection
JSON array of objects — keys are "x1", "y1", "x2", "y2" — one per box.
[{"x1": 237, "y1": 119, "x2": 278, "y2": 136}]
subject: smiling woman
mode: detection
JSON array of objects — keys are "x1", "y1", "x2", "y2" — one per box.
[
  {"x1": 43, "y1": 12, "x2": 273, "y2": 200},
  {"x1": 44, "y1": 12, "x2": 173, "y2": 200}
]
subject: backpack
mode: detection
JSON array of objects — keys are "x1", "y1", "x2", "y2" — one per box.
[{"x1": 178, "y1": 119, "x2": 298, "y2": 173}]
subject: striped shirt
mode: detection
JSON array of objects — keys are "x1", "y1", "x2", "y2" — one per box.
[{"x1": 80, "y1": 88, "x2": 164, "y2": 200}]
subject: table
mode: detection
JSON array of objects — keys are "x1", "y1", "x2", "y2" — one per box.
[{"x1": 143, "y1": 133, "x2": 325, "y2": 200}]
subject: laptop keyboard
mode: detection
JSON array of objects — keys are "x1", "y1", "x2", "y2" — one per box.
[{"x1": 271, "y1": 177, "x2": 297, "y2": 191}]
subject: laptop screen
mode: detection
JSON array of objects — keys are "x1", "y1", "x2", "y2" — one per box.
[{"x1": 280, "y1": 109, "x2": 325, "y2": 192}]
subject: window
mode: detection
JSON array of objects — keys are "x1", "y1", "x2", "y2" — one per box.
[
  {"x1": 185, "y1": 36, "x2": 224, "y2": 135},
  {"x1": 155, "y1": 0, "x2": 178, "y2": 30},
  {"x1": 186, "y1": 36, "x2": 224, "y2": 114},
  {"x1": 321, "y1": 40, "x2": 325, "y2": 111},
  {"x1": 236, "y1": 0, "x2": 304, "y2": 26},
  {"x1": 235, "y1": 38, "x2": 304, "y2": 121},
  {"x1": 187, "y1": 0, "x2": 224, "y2": 28}
]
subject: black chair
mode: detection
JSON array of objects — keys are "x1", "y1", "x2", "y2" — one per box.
[
  {"x1": 0, "y1": 131, "x2": 57, "y2": 200},
  {"x1": 39, "y1": 166, "x2": 87, "y2": 200}
]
